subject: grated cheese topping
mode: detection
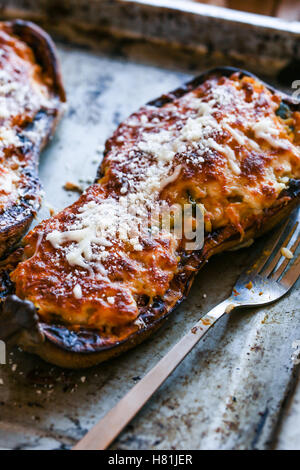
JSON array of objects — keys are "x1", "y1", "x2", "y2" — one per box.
[
  {"x1": 0, "y1": 167, "x2": 19, "y2": 194},
  {"x1": 11, "y1": 74, "x2": 300, "y2": 328},
  {"x1": 281, "y1": 247, "x2": 294, "y2": 259},
  {"x1": 46, "y1": 89, "x2": 238, "y2": 273},
  {"x1": 46, "y1": 77, "x2": 300, "y2": 282}
]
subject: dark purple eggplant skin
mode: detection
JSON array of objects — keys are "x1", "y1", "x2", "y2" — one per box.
[
  {"x1": 0, "y1": 20, "x2": 65, "y2": 259},
  {"x1": 1, "y1": 66, "x2": 299, "y2": 369}
]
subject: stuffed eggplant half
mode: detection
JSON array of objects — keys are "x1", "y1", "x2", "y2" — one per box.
[
  {"x1": 0, "y1": 20, "x2": 65, "y2": 258},
  {"x1": 1, "y1": 67, "x2": 299, "y2": 368}
]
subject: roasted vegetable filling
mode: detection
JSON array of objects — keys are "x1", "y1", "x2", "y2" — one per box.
[{"x1": 10, "y1": 73, "x2": 300, "y2": 332}]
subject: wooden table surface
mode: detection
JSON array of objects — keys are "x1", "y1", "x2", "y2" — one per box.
[{"x1": 191, "y1": 0, "x2": 300, "y2": 21}]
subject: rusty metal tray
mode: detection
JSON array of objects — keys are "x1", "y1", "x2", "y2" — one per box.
[{"x1": 0, "y1": 0, "x2": 299, "y2": 450}]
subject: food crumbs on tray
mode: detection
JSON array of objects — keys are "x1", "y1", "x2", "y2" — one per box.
[
  {"x1": 191, "y1": 326, "x2": 198, "y2": 334},
  {"x1": 246, "y1": 281, "x2": 253, "y2": 289},
  {"x1": 44, "y1": 202, "x2": 56, "y2": 216},
  {"x1": 225, "y1": 304, "x2": 235, "y2": 314},
  {"x1": 63, "y1": 181, "x2": 83, "y2": 193},
  {"x1": 261, "y1": 314, "x2": 269, "y2": 324},
  {"x1": 281, "y1": 247, "x2": 294, "y2": 259}
]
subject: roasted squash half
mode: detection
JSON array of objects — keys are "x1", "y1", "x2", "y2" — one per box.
[
  {"x1": 0, "y1": 20, "x2": 65, "y2": 258},
  {"x1": 0, "y1": 67, "x2": 299, "y2": 368}
]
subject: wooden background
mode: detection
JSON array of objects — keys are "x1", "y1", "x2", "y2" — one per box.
[{"x1": 190, "y1": 0, "x2": 300, "y2": 21}]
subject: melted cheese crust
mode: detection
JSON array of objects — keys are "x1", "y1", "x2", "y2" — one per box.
[
  {"x1": 10, "y1": 73, "x2": 300, "y2": 331},
  {"x1": 0, "y1": 24, "x2": 54, "y2": 216}
]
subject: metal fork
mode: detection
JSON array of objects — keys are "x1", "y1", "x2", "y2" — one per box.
[{"x1": 73, "y1": 208, "x2": 300, "y2": 451}]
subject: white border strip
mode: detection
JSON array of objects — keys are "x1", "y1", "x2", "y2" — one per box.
[{"x1": 126, "y1": 0, "x2": 300, "y2": 34}]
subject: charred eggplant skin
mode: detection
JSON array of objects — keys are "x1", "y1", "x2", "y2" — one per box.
[
  {"x1": 2, "y1": 66, "x2": 300, "y2": 369},
  {"x1": 10, "y1": 20, "x2": 65, "y2": 103},
  {"x1": 0, "y1": 20, "x2": 65, "y2": 258}
]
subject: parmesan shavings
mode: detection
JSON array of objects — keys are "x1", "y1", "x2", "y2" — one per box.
[
  {"x1": 252, "y1": 118, "x2": 292, "y2": 150},
  {"x1": 73, "y1": 284, "x2": 82, "y2": 299}
]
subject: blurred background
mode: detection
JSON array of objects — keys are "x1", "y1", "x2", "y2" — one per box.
[{"x1": 182, "y1": 0, "x2": 300, "y2": 20}]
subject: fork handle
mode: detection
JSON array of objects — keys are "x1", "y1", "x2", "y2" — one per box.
[{"x1": 73, "y1": 298, "x2": 233, "y2": 451}]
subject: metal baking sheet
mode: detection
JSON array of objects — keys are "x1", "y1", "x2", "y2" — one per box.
[{"x1": 0, "y1": 0, "x2": 299, "y2": 450}]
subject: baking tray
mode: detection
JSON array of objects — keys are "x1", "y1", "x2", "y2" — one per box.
[{"x1": 0, "y1": 0, "x2": 299, "y2": 450}]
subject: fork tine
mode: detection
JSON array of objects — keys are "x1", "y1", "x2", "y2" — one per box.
[
  {"x1": 261, "y1": 220, "x2": 299, "y2": 278},
  {"x1": 246, "y1": 217, "x2": 290, "y2": 275},
  {"x1": 280, "y1": 252, "x2": 300, "y2": 289},
  {"x1": 271, "y1": 231, "x2": 300, "y2": 281}
]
